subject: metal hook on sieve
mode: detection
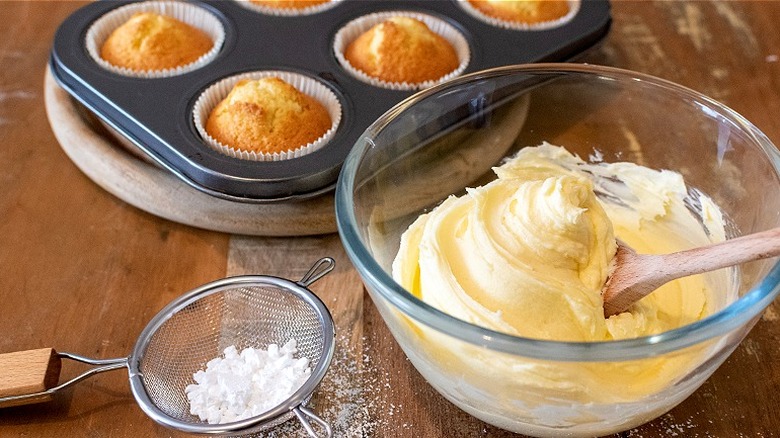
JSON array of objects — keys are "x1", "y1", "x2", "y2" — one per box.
[
  {"x1": 294, "y1": 405, "x2": 333, "y2": 437},
  {"x1": 298, "y1": 257, "x2": 335, "y2": 287}
]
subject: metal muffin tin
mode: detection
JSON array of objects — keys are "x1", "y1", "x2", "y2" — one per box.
[{"x1": 50, "y1": 0, "x2": 611, "y2": 203}]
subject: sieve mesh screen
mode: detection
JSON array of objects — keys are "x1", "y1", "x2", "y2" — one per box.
[{"x1": 138, "y1": 283, "x2": 326, "y2": 425}]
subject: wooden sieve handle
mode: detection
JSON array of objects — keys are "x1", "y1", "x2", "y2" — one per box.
[{"x1": 0, "y1": 348, "x2": 61, "y2": 407}]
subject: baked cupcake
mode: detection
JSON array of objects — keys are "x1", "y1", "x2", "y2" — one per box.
[
  {"x1": 466, "y1": 0, "x2": 571, "y2": 24},
  {"x1": 239, "y1": 0, "x2": 339, "y2": 16},
  {"x1": 248, "y1": 0, "x2": 331, "y2": 9},
  {"x1": 460, "y1": 0, "x2": 578, "y2": 30},
  {"x1": 86, "y1": 1, "x2": 224, "y2": 78},
  {"x1": 204, "y1": 77, "x2": 333, "y2": 156},
  {"x1": 100, "y1": 12, "x2": 214, "y2": 72},
  {"x1": 343, "y1": 17, "x2": 460, "y2": 85}
]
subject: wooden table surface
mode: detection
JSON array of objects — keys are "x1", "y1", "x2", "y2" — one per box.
[{"x1": 1, "y1": 1, "x2": 779, "y2": 437}]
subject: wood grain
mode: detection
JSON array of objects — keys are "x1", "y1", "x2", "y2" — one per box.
[{"x1": 0, "y1": 1, "x2": 779, "y2": 437}]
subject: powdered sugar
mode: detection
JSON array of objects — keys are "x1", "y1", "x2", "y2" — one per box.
[
  {"x1": 185, "y1": 339, "x2": 311, "y2": 424},
  {"x1": 263, "y1": 333, "x2": 414, "y2": 437}
]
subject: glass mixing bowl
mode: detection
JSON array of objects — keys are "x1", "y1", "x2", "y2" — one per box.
[{"x1": 335, "y1": 64, "x2": 780, "y2": 437}]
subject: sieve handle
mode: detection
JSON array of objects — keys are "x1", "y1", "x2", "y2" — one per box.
[
  {"x1": 293, "y1": 405, "x2": 332, "y2": 438},
  {"x1": 0, "y1": 349, "x2": 127, "y2": 408},
  {"x1": 298, "y1": 257, "x2": 335, "y2": 287}
]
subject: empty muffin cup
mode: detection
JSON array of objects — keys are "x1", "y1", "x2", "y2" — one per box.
[
  {"x1": 457, "y1": 0, "x2": 580, "y2": 31},
  {"x1": 333, "y1": 11, "x2": 470, "y2": 91},
  {"x1": 85, "y1": 0, "x2": 225, "y2": 78},
  {"x1": 193, "y1": 70, "x2": 343, "y2": 162}
]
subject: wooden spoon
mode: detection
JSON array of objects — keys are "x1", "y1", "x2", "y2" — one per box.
[{"x1": 602, "y1": 227, "x2": 780, "y2": 318}]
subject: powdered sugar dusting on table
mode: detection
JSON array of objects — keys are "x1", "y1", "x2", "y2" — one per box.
[
  {"x1": 186, "y1": 339, "x2": 311, "y2": 424},
  {"x1": 263, "y1": 333, "x2": 411, "y2": 437}
]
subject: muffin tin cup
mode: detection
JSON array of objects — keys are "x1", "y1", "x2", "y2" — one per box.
[
  {"x1": 457, "y1": 0, "x2": 581, "y2": 31},
  {"x1": 85, "y1": 0, "x2": 225, "y2": 78},
  {"x1": 235, "y1": 0, "x2": 343, "y2": 17},
  {"x1": 333, "y1": 10, "x2": 471, "y2": 91},
  {"x1": 193, "y1": 70, "x2": 343, "y2": 162}
]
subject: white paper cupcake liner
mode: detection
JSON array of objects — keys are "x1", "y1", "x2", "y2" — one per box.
[
  {"x1": 333, "y1": 11, "x2": 471, "y2": 91},
  {"x1": 85, "y1": 1, "x2": 225, "y2": 78},
  {"x1": 457, "y1": 0, "x2": 580, "y2": 31},
  {"x1": 235, "y1": 0, "x2": 341, "y2": 17},
  {"x1": 193, "y1": 71, "x2": 343, "y2": 161}
]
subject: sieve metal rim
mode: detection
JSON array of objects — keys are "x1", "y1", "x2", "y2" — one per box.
[{"x1": 126, "y1": 274, "x2": 336, "y2": 435}]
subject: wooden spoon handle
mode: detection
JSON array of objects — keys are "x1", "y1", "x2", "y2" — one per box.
[
  {"x1": 0, "y1": 348, "x2": 61, "y2": 407},
  {"x1": 603, "y1": 227, "x2": 780, "y2": 318},
  {"x1": 657, "y1": 227, "x2": 780, "y2": 283}
]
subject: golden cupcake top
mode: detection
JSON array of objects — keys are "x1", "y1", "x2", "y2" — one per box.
[
  {"x1": 205, "y1": 77, "x2": 332, "y2": 155},
  {"x1": 344, "y1": 16, "x2": 459, "y2": 84},
  {"x1": 249, "y1": 0, "x2": 331, "y2": 9},
  {"x1": 100, "y1": 12, "x2": 213, "y2": 72},
  {"x1": 467, "y1": 0, "x2": 571, "y2": 24}
]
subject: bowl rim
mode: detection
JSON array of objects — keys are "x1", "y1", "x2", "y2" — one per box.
[{"x1": 335, "y1": 63, "x2": 780, "y2": 361}]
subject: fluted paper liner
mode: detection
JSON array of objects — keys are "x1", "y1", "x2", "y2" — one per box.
[
  {"x1": 193, "y1": 71, "x2": 342, "y2": 161},
  {"x1": 85, "y1": 1, "x2": 225, "y2": 78},
  {"x1": 235, "y1": 0, "x2": 341, "y2": 17},
  {"x1": 333, "y1": 11, "x2": 471, "y2": 91},
  {"x1": 457, "y1": 0, "x2": 580, "y2": 31}
]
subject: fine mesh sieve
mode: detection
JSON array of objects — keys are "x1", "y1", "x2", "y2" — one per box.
[{"x1": 0, "y1": 257, "x2": 336, "y2": 437}]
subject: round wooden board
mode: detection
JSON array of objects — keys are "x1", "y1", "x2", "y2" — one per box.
[{"x1": 43, "y1": 68, "x2": 337, "y2": 236}]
